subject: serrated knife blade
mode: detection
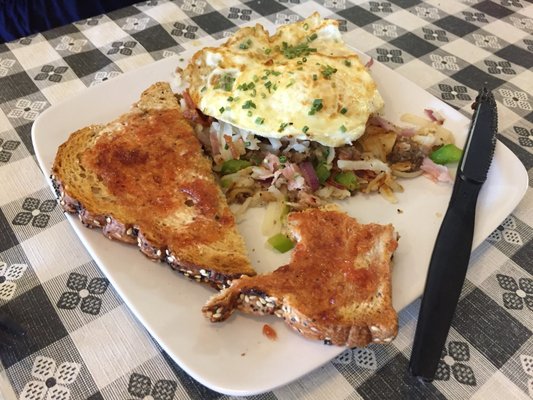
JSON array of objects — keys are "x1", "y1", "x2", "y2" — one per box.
[{"x1": 409, "y1": 87, "x2": 498, "y2": 381}]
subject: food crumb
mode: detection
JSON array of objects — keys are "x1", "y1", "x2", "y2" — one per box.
[
  {"x1": 397, "y1": 208, "x2": 403, "y2": 214},
  {"x1": 436, "y1": 212, "x2": 443, "y2": 218},
  {"x1": 262, "y1": 324, "x2": 277, "y2": 341},
  {"x1": 241, "y1": 352, "x2": 246, "y2": 357}
]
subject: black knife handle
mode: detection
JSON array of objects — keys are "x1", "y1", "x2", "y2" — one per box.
[{"x1": 409, "y1": 174, "x2": 482, "y2": 381}]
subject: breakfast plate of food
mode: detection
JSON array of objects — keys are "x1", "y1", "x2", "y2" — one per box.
[{"x1": 32, "y1": 14, "x2": 528, "y2": 395}]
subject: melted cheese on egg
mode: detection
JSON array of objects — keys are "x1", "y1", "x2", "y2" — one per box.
[{"x1": 181, "y1": 13, "x2": 384, "y2": 147}]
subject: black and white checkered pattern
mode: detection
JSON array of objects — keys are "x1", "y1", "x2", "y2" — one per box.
[{"x1": 0, "y1": 0, "x2": 532, "y2": 399}]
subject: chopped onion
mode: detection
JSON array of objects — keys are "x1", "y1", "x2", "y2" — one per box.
[
  {"x1": 268, "y1": 137, "x2": 282, "y2": 151},
  {"x1": 424, "y1": 109, "x2": 445, "y2": 125},
  {"x1": 420, "y1": 157, "x2": 453, "y2": 183},
  {"x1": 299, "y1": 161, "x2": 320, "y2": 191},
  {"x1": 369, "y1": 115, "x2": 397, "y2": 131},
  {"x1": 337, "y1": 159, "x2": 391, "y2": 173},
  {"x1": 398, "y1": 127, "x2": 417, "y2": 137},
  {"x1": 262, "y1": 200, "x2": 284, "y2": 237}
]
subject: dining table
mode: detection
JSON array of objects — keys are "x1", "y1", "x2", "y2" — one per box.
[{"x1": 0, "y1": 0, "x2": 532, "y2": 399}]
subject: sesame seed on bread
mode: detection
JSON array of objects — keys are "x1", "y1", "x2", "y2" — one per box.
[
  {"x1": 51, "y1": 82, "x2": 255, "y2": 289},
  {"x1": 202, "y1": 205, "x2": 398, "y2": 347}
]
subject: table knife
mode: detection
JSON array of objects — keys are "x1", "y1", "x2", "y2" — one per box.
[{"x1": 409, "y1": 87, "x2": 498, "y2": 381}]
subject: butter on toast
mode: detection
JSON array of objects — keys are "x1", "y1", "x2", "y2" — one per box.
[
  {"x1": 202, "y1": 206, "x2": 398, "y2": 347},
  {"x1": 51, "y1": 82, "x2": 255, "y2": 288}
]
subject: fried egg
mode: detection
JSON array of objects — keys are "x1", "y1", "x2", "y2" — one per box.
[{"x1": 181, "y1": 13, "x2": 384, "y2": 147}]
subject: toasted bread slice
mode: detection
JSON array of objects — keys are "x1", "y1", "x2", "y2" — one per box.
[
  {"x1": 51, "y1": 82, "x2": 255, "y2": 288},
  {"x1": 202, "y1": 206, "x2": 398, "y2": 347}
]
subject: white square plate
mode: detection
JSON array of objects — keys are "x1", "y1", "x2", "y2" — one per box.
[{"x1": 32, "y1": 39, "x2": 527, "y2": 395}]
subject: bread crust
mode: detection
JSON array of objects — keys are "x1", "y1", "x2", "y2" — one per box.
[
  {"x1": 51, "y1": 82, "x2": 255, "y2": 289},
  {"x1": 203, "y1": 206, "x2": 398, "y2": 347}
]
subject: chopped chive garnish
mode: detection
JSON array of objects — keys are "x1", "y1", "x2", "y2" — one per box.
[
  {"x1": 344, "y1": 60, "x2": 352, "y2": 67},
  {"x1": 237, "y1": 82, "x2": 255, "y2": 91},
  {"x1": 302, "y1": 125, "x2": 309, "y2": 133},
  {"x1": 308, "y1": 98, "x2": 323, "y2": 115},
  {"x1": 201, "y1": 86, "x2": 207, "y2": 92},
  {"x1": 281, "y1": 41, "x2": 317, "y2": 59},
  {"x1": 255, "y1": 117, "x2": 265, "y2": 125},
  {"x1": 242, "y1": 100, "x2": 256, "y2": 109},
  {"x1": 278, "y1": 122, "x2": 289, "y2": 132},
  {"x1": 253, "y1": 75, "x2": 259, "y2": 82},
  {"x1": 239, "y1": 39, "x2": 252, "y2": 50},
  {"x1": 312, "y1": 74, "x2": 318, "y2": 81},
  {"x1": 302, "y1": 57, "x2": 307, "y2": 62},
  {"x1": 340, "y1": 125, "x2": 347, "y2": 133},
  {"x1": 340, "y1": 107, "x2": 348, "y2": 114},
  {"x1": 307, "y1": 33, "x2": 318, "y2": 42},
  {"x1": 303, "y1": 23, "x2": 309, "y2": 30},
  {"x1": 279, "y1": 155, "x2": 287, "y2": 163},
  {"x1": 321, "y1": 65, "x2": 337, "y2": 79},
  {"x1": 227, "y1": 96, "x2": 234, "y2": 102},
  {"x1": 247, "y1": 110, "x2": 253, "y2": 117},
  {"x1": 219, "y1": 107, "x2": 225, "y2": 113},
  {"x1": 265, "y1": 48, "x2": 272, "y2": 54}
]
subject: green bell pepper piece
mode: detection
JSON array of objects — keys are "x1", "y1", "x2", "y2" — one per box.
[
  {"x1": 334, "y1": 171, "x2": 359, "y2": 191},
  {"x1": 220, "y1": 159, "x2": 251, "y2": 175},
  {"x1": 267, "y1": 233, "x2": 294, "y2": 253},
  {"x1": 315, "y1": 162, "x2": 330, "y2": 184},
  {"x1": 430, "y1": 144, "x2": 463, "y2": 165}
]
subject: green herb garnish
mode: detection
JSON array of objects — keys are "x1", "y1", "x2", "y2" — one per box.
[
  {"x1": 242, "y1": 100, "x2": 256, "y2": 109},
  {"x1": 280, "y1": 41, "x2": 317, "y2": 59},
  {"x1": 321, "y1": 65, "x2": 337, "y2": 79},
  {"x1": 308, "y1": 99, "x2": 323, "y2": 115},
  {"x1": 239, "y1": 39, "x2": 252, "y2": 50}
]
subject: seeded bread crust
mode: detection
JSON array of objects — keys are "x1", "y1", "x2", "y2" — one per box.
[
  {"x1": 51, "y1": 82, "x2": 255, "y2": 289},
  {"x1": 202, "y1": 206, "x2": 398, "y2": 347}
]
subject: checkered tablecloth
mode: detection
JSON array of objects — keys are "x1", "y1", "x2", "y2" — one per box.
[{"x1": 0, "y1": 0, "x2": 532, "y2": 399}]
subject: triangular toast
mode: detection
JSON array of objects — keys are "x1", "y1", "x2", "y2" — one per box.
[
  {"x1": 202, "y1": 206, "x2": 397, "y2": 346},
  {"x1": 51, "y1": 82, "x2": 255, "y2": 288}
]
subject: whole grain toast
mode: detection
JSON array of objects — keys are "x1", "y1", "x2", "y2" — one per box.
[
  {"x1": 51, "y1": 82, "x2": 255, "y2": 288},
  {"x1": 202, "y1": 205, "x2": 398, "y2": 347}
]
